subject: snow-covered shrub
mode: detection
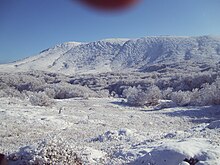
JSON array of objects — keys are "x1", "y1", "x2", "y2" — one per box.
[
  {"x1": 7, "y1": 139, "x2": 82, "y2": 165},
  {"x1": 197, "y1": 79, "x2": 220, "y2": 105},
  {"x1": 0, "y1": 79, "x2": 26, "y2": 99},
  {"x1": 187, "y1": 88, "x2": 200, "y2": 106},
  {"x1": 44, "y1": 87, "x2": 56, "y2": 98},
  {"x1": 154, "y1": 72, "x2": 217, "y2": 92},
  {"x1": 171, "y1": 90, "x2": 192, "y2": 106},
  {"x1": 97, "y1": 89, "x2": 110, "y2": 98},
  {"x1": 145, "y1": 85, "x2": 162, "y2": 105},
  {"x1": 90, "y1": 128, "x2": 134, "y2": 142},
  {"x1": 156, "y1": 77, "x2": 172, "y2": 90},
  {"x1": 46, "y1": 83, "x2": 98, "y2": 99},
  {"x1": 126, "y1": 87, "x2": 147, "y2": 106},
  {"x1": 0, "y1": 73, "x2": 45, "y2": 92},
  {"x1": 126, "y1": 85, "x2": 161, "y2": 106},
  {"x1": 173, "y1": 72, "x2": 217, "y2": 91},
  {"x1": 122, "y1": 87, "x2": 133, "y2": 98},
  {"x1": 171, "y1": 78, "x2": 220, "y2": 106},
  {"x1": 162, "y1": 87, "x2": 173, "y2": 100},
  {"x1": 191, "y1": 78, "x2": 220, "y2": 106},
  {"x1": 29, "y1": 92, "x2": 52, "y2": 106},
  {"x1": 0, "y1": 85, "x2": 25, "y2": 99}
]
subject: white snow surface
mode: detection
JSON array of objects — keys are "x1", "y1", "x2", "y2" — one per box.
[
  {"x1": 133, "y1": 138, "x2": 220, "y2": 165},
  {"x1": 1, "y1": 36, "x2": 220, "y2": 74},
  {"x1": 0, "y1": 97, "x2": 220, "y2": 164}
]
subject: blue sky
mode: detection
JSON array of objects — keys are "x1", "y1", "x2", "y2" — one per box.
[{"x1": 0, "y1": 0, "x2": 220, "y2": 63}]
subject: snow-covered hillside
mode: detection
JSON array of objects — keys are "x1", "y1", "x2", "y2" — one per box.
[
  {"x1": 0, "y1": 42, "x2": 82, "y2": 73},
  {"x1": 1, "y1": 36, "x2": 220, "y2": 74}
]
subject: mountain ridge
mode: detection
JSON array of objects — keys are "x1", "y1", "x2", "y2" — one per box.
[{"x1": 1, "y1": 35, "x2": 220, "y2": 75}]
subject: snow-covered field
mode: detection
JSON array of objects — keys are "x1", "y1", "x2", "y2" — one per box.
[{"x1": 1, "y1": 97, "x2": 220, "y2": 164}]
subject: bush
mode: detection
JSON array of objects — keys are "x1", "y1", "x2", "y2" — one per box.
[
  {"x1": 171, "y1": 78, "x2": 220, "y2": 106},
  {"x1": 171, "y1": 90, "x2": 192, "y2": 106},
  {"x1": 126, "y1": 85, "x2": 161, "y2": 106},
  {"x1": 0, "y1": 85, "x2": 25, "y2": 99},
  {"x1": 126, "y1": 87, "x2": 148, "y2": 106},
  {"x1": 29, "y1": 92, "x2": 52, "y2": 106},
  {"x1": 175, "y1": 73, "x2": 217, "y2": 91},
  {"x1": 44, "y1": 87, "x2": 56, "y2": 98},
  {"x1": 0, "y1": 73, "x2": 45, "y2": 92},
  {"x1": 45, "y1": 83, "x2": 98, "y2": 99},
  {"x1": 197, "y1": 79, "x2": 220, "y2": 105},
  {"x1": 162, "y1": 87, "x2": 173, "y2": 100},
  {"x1": 97, "y1": 89, "x2": 110, "y2": 98},
  {"x1": 7, "y1": 139, "x2": 83, "y2": 165},
  {"x1": 145, "y1": 85, "x2": 162, "y2": 105}
]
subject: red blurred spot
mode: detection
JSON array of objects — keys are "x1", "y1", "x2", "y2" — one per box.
[{"x1": 78, "y1": 0, "x2": 140, "y2": 11}]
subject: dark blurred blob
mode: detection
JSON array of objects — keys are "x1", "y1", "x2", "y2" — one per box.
[
  {"x1": 76, "y1": 0, "x2": 140, "y2": 11},
  {"x1": 0, "y1": 153, "x2": 7, "y2": 165}
]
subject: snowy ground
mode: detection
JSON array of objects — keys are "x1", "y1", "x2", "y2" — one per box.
[{"x1": 0, "y1": 97, "x2": 220, "y2": 164}]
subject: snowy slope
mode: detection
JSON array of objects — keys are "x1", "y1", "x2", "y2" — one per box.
[
  {"x1": 50, "y1": 38, "x2": 128, "y2": 74},
  {"x1": 0, "y1": 42, "x2": 82, "y2": 73},
  {"x1": 112, "y1": 36, "x2": 220, "y2": 70},
  {"x1": 1, "y1": 36, "x2": 220, "y2": 74}
]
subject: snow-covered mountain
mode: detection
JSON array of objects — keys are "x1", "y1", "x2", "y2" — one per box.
[{"x1": 1, "y1": 36, "x2": 220, "y2": 74}]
